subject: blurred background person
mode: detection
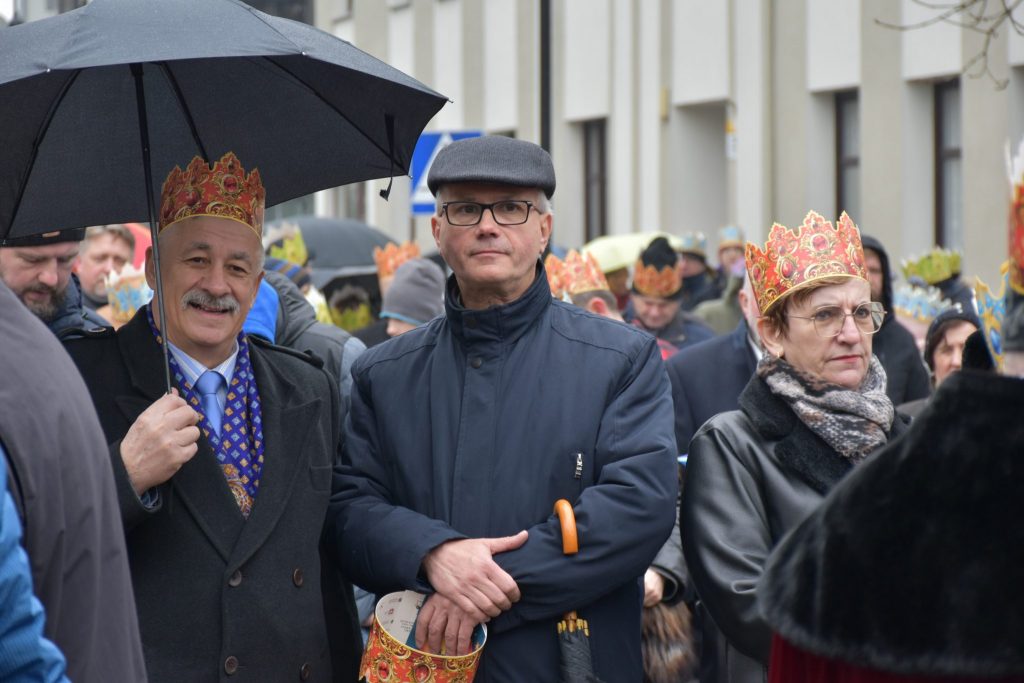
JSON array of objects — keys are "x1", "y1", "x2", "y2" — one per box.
[
  {"x1": 95, "y1": 263, "x2": 153, "y2": 331},
  {"x1": 74, "y1": 224, "x2": 135, "y2": 314},
  {"x1": 379, "y1": 257, "x2": 446, "y2": 338},
  {"x1": 676, "y1": 232, "x2": 720, "y2": 311},
  {"x1": 901, "y1": 303, "x2": 980, "y2": 417},
  {"x1": 681, "y1": 212, "x2": 910, "y2": 683},
  {"x1": 628, "y1": 236, "x2": 714, "y2": 359},
  {"x1": 352, "y1": 240, "x2": 421, "y2": 346},
  {"x1": 861, "y1": 234, "x2": 931, "y2": 404},
  {"x1": 0, "y1": 229, "x2": 107, "y2": 338}
]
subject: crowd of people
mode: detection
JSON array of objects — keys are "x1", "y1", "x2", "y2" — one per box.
[{"x1": 0, "y1": 133, "x2": 1021, "y2": 683}]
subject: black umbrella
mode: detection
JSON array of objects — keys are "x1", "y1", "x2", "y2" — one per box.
[
  {"x1": 554, "y1": 499, "x2": 606, "y2": 683},
  {"x1": 0, "y1": 0, "x2": 445, "y2": 388}
]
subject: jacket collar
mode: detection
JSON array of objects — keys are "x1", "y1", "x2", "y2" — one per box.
[
  {"x1": 738, "y1": 375, "x2": 912, "y2": 495},
  {"x1": 445, "y1": 261, "x2": 551, "y2": 344}
]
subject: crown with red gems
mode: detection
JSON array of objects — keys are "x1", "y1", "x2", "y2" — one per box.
[
  {"x1": 159, "y1": 152, "x2": 264, "y2": 236},
  {"x1": 373, "y1": 242, "x2": 421, "y2": 280},
  {"x1": 546, "y1": 250, "x2": 609, "y2": 300},
  {"x1": 745, "y1": 210, "x2": 868, "y2": 315},
  {"x1": 1008, "y1": 138, "x2": 1024, "y2": 295}
]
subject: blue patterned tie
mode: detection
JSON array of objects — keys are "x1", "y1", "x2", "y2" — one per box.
[{"x1": 195, "y1": 371, "x2": 224, "y2": 437}]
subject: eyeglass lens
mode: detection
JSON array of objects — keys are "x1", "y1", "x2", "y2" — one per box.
[
  {"x1": 814, "y1": 304, "x2": 884, "y2": 336},
  {"x1": 445, "y1": 201, "x2": 531, "y2": 226}
]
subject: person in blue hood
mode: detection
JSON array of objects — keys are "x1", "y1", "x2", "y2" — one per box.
[{"x1": 329, "y1": 135, "x2": 678, "y2": 683}]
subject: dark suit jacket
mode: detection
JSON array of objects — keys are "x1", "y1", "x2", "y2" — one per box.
[
  {"x1": 665, "y1": 320, "x2": 757, "y2": 456},
  {"x1": 65, "y1": 310, "x2": 359, "y2": 683}
]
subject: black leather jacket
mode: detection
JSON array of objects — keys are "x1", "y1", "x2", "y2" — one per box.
[{"x1": 680, "y1": 374, "x2": 909, "y2": 682}]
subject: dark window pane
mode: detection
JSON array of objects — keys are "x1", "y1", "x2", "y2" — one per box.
[{"x1": 583, "y1": 120, "x2": 607, "y2": 242}]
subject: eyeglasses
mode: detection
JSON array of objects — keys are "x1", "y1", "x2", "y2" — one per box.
[
  {"x1": 786, "y1": 302, "x2": 885, "y2": 338},
  {"x1": 441, "y1": 200, "x2": 535, "y2": 226}
]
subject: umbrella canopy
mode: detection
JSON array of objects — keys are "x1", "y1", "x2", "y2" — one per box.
[
  {"x1": 0, "y1": 0, "x2": 447, "y2": 240},
  {"x1": 265, "y1": 215, "x2": 396, "y2": 288}
]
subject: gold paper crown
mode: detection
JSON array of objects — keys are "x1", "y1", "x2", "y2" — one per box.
[
  {"x1": 546, "y1": 250, "x2": 609, "y2": 300},
  {"x1": 373, "y1": 242, "x2": 420, "y2": 280},
  {"x1": 900, "y1": 248, "x2": 963, "y2": 286},
  {"x1": 975, "y1": 262, "x2": 1011, "y2": 371},
  {"x1": 265, "y1": 222, "x2": 309, "y2": 267},
  {"x1": 1008, "y1": 139, "x2": 1024, "y2": 294},
  {"x1": 104, "y1": 263, "x2": 153, "y2": 324},
  {"x1": 159, "y1": 152, "x2": 265, "y2": 236},
  {"x1": 745, "y1": 211, "x2": 867, "y2": 315},
  {"x1": 632, "y1": 260, "x2": 683, "y2": 299}
]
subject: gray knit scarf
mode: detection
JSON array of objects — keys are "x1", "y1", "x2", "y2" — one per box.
[{"x1": 757, "y1": 354, "x2": 895, "y2": 463}]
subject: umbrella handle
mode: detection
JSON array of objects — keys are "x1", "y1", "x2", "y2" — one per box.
[{"x1": 553, "y1": 499, "x2": 578, "y2": 555}]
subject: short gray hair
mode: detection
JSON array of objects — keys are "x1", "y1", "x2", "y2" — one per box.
[{"x1": 82, "y1": 224, "x2": 136, "y2": 252}]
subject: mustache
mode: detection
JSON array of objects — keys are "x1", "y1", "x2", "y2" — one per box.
[
  {"x1": 180, "y1": 289, "x2": 240, "y2": 314},
  {"x1": 24, "y1": 284, "x2": 57, "y2": 296}
]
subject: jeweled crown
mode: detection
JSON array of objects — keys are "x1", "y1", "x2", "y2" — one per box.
[
  {"x1": 159, "y1": 152, "x2": 265, "y2": 236},
  {"x1": 546, "y1": 250, "x2": 609, "y2": 301},
  {"x1": 105, "y1": 263, "x2": 154, "y2": 325},
  {"x1": 745, "y1": 211, "x2": 867, "y2": 315},
  {"x1": 373, "y1": 242, "x2": 420, "y2": 280},
  {"x1": 893, "y1": 281, "x2": 952, "y2": 324},
  {"x1": 975, "y1": 262, "x2": 1010, "y2": 371},
  {"x1": 900, "y1": 248, "x2": 963, "y2": 286}
]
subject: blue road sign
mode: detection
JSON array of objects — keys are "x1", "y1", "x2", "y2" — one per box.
[{"x1": 410, "y1": 130, "x2": 482, "y2": 215}]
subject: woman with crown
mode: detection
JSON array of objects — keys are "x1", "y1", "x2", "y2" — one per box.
[{"x1": 679, "y1": 211, "x2": 911, "y2": 683}]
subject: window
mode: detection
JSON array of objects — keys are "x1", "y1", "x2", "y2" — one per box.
[
  {"x1": 835, "y1": 90, "x2": 860, "y2": 220},
  {"x1": 583, "y1": 119, "x2": 607, "y2": 242},
  {"x1": 935, "y1": 80, "x2": 962, "y2": 250},
  {"x1": 264, "y1": 194, "x2": 315, "y2": 224},
  {"x1": 245, "y1": 0, "x2": 313, "y2": 25}
]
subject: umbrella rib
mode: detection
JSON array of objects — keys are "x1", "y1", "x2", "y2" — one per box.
[
  {"x1": 262, "y1": 57, "x2": 404, "y2": 170},
  {"x1": 9, "y1": 69, "x2": 82, "y2": 235},
  {"x1": 157, "y1": 62, "x2": 210, "y2": 161}
]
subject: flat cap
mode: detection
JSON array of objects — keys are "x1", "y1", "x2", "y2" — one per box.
[
  {"x1": 427, "y1": 136, "x2": 555, "y2": 198},
  {"x1": 1, "y1": 227, "x2": 86, "y2": 247}
]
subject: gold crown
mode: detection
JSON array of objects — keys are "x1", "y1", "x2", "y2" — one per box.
[
  {"x1": 265, "y1": 222, "x2": 309, "y2": 267},
  {"x1": 373, "y1": 242, "x2": 420, "y2": 280},
  {"x1": 900, "y1": 248, "x2": 963, "y2": 286},
  {"x1": 745, "y1": 211, "x2": 867, "y2": 315},
  {"x1": 546, "y1": 250, "x2": 609, "y2": 300},
  {"x1": 159, "y1": 152, "x2": 265, "y2": 236}
]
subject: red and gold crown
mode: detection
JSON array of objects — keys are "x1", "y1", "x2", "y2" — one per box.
[
  {"x1": 373, "y1": 242, "x2": 421, "y2": 280},
  {"x1": 546, "y1": 250, "x2": 609, "y2": 300},
  {"x1": 159, "y1": 152, "x2": 265, "y2": 236},
  {"x1": 1009, "y1": 143, "x2": 1024, "y2": 295},
  {"x1": 745, "y1": 210, "x2": 867, "y2": 315}
]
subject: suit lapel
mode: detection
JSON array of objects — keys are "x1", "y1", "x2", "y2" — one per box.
[
  {"x1": 115, "y1": 311, "x2": 245, "y2": 562},
  {"x1": 226, "y1": 343, "x2": 320, "y2": 570}
]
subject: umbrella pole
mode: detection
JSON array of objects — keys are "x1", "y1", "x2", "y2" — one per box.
[{"x1": 131, "y1": 63, "x2": 172, "y2": 394}]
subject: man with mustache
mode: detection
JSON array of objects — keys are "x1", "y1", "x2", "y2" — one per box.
[
  {"x1": 65, "y1": 152, "x2": 361, "y2": 682},
  {"x1": 0, "y1": 229, "x2": 107, "y2": 337}
]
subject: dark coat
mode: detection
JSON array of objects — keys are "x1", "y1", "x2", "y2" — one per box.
[
  {"x1": 65, "y1": 310, "x2": 361, "y2": 683},
  {"x1": 860, "y1": 235, "x2": 931, "y2": 404},
  {"x1": 665, "y1": 320, "x2": 757, "y2": 456},
  {"x1": 680, "y1": 375, "x2": 910, "y2": 683},
  {"x1": 49, "y1": 273, "x2": 109, "y2": 339},
  {"x1": 761, "y1": 370, "x2": 1024, "y2": 678},
  {"x1": 0, "y1": 281, "x2": 147, "y2": 683},
  {"x1": 330, "y1": 268, "x2": 678, "y2": 683}
]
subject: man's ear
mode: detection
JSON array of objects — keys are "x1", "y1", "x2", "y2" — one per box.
[
  {"x1": 757, "y1": 316, "x2": 784, "y2": 358},
  {"x1": 431, "y1": 215, "x2": 442, "y2": 250},
  {"x1": 538, "y1": 212, "x2": 552, "y2": 255},
  {"x1": 587, "y1": 297, "x2": 609, "y2": 317},
  {"x1": 144, "y1": 246, "x2": 156, "y2": 289}
]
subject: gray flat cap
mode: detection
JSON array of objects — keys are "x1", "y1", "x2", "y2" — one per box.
[{"x1": 427, "y1": 136, "x2": 555, "y2": 198}]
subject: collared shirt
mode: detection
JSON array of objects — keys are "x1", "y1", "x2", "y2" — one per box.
[{"x1": 166, "y1": 341, "x2": 239, "y2": 415}]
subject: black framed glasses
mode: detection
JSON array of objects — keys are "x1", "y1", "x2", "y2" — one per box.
[
  {"x1": 441, "y1": 200, "x2": 535, "y2": 226},
  {"x1": 786, "y1": 302, "x2": 885, "y2": 338}
]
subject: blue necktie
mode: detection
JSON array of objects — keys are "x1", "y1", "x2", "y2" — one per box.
[{"x1": 195, "y1": 370, "x2": 224, "y2": 437}]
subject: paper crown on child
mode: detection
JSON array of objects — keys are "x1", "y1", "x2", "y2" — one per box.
[
  {"x1": 105, "y1": 263, "x2": 154, "y2": 325},
  {"x1": 676, "y1": 231, "x2": 708, "y2": 259},
  {"x1": 745, "y1": 211, "x2": 867, "y2": 315},
  {"x1": 900, "y1": 247, "x2": 963, "y2": 287},
  {"x1": 893, "y1": 280, "x2": 953, "y2": 325},
  {"x1": 373, "y1": 242, "x2": 421, "y2": 280},
  {"x1": 264, "y1": 221, "x2": 310, "y2": 268},
  {"x1": 159, "y1": 152, "x2": 265, "y2": 237}
]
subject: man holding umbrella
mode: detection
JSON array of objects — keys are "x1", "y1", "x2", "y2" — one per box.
[
  {"x1": 330, "y1": 136, "x2": 678, "y2": 682},
  {"x1": 66, "y1": 152, "x2": 360, "y2": 682}
]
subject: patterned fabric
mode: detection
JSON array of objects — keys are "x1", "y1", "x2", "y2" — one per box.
[
  {"x1": 757, "y1": 354, "x2": 893, "y2": 462},
  {"x1": 145, "y1": 306, "x2": 265, "y2": 517}
]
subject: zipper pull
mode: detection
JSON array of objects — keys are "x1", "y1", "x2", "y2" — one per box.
[{"x1": 574, "y1": 452, "x2": 583, "y2": 479}]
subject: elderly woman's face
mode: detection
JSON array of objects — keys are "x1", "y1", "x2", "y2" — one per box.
[{"x1": 760, "y1": 278, "x2": 874, "y2": 390}]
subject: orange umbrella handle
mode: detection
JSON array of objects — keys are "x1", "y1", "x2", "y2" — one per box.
[{"x1": 553, "y1": 499, "x2": 578, "y2": 555}]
